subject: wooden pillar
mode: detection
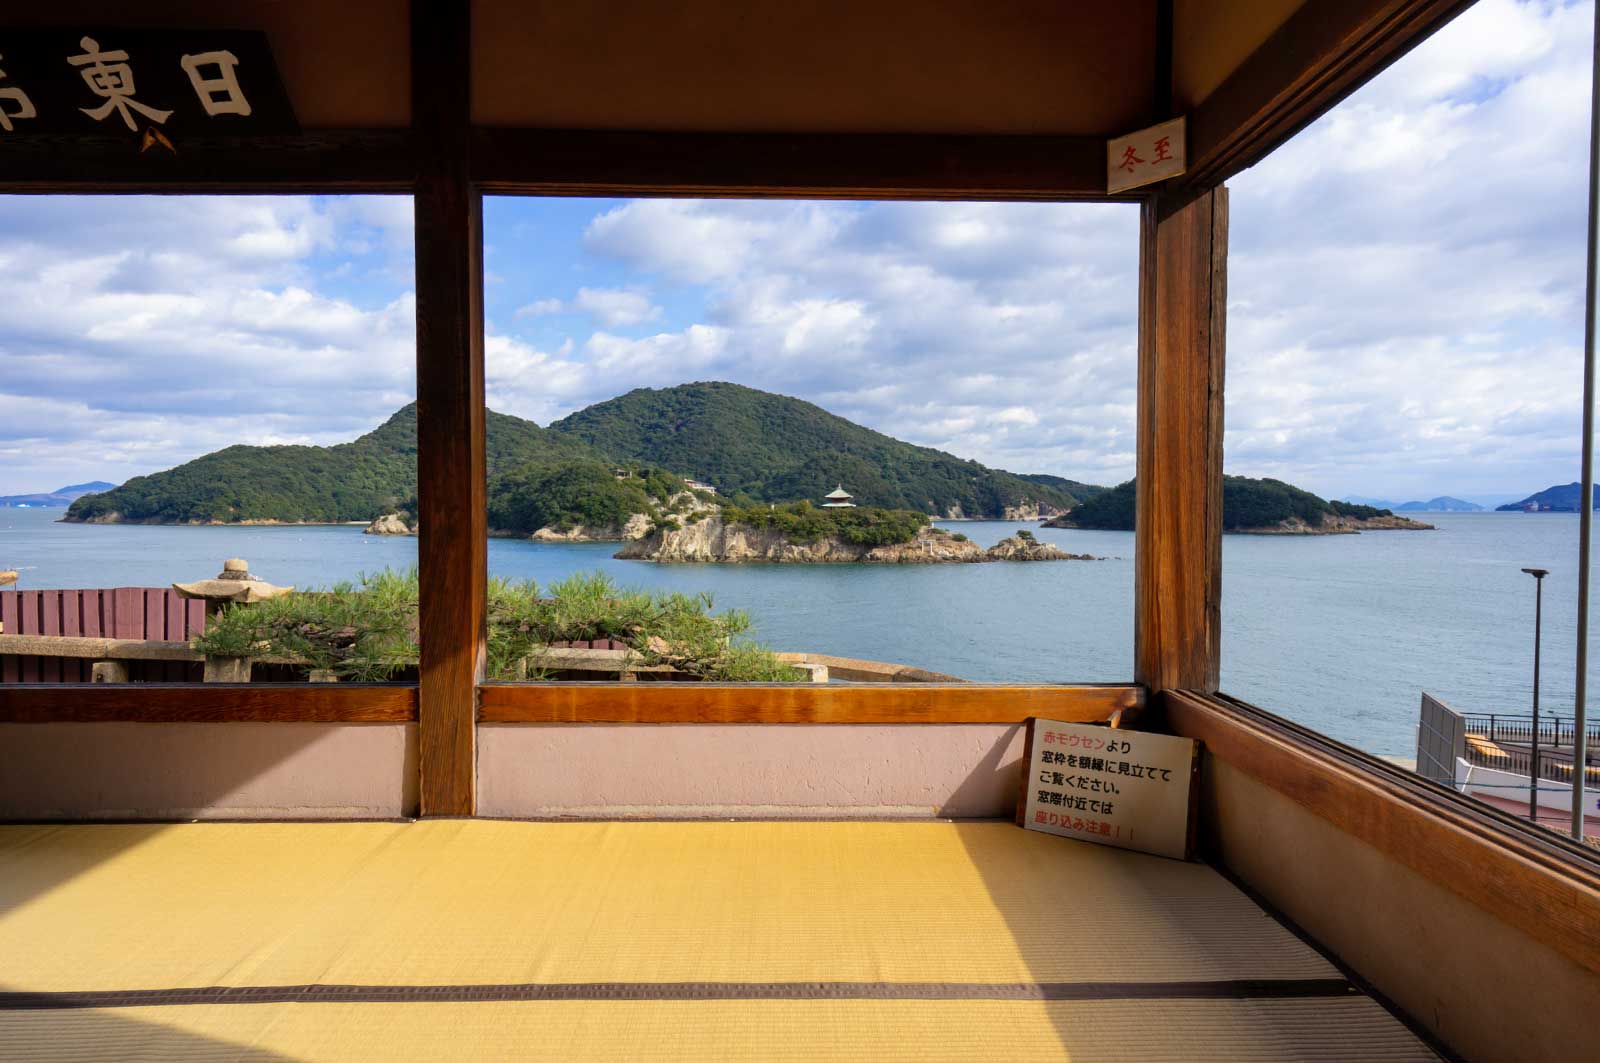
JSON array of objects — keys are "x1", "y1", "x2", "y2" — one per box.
[
  {"x1": 413, "y1": 0, "x2": 485, "y2": 816},
  {"x1": 1135, "y1": 187, "x2": 1227, "y2": 694}
]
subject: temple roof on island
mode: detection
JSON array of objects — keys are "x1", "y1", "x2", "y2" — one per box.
[{"x1": 822, "y1": 486, "x2": 856, "y2": 508}]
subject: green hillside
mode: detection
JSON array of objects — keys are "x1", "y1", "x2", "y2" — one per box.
[
  {"x1": 1016, "y1": 473, "x2": 1108, "y2": 503},
  {"x1": 66, "y1": 404, "x2": 605, "y2": 525},
  {"x1": 65, "y1": 383, "x2": 1107, "y2": 526},
  {"x1": 548, "y1": 382, "x2": 1086, "y2": 516},
  {"x1": 488, "y1": 462, "x2": 689, "y2": 534},
  {"x1": 1059, "y1": 476, "x2": 1392, "y2": 532}
]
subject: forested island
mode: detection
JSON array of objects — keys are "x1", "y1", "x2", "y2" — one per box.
[
  {"x1": 1047, "y1": 476, "x2": 1434, "y2": 534},
  {"x1": 1495, "y1": 482, "x2": 1600, "y2": 512},
  {"x1": 616, "y1": 503, "x2": 1098, "y2": 564},
  {"x1": 63, "y1": 383, "x2": 1097, "y2": 531}
]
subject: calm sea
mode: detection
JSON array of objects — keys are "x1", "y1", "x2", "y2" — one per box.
[{"x1": 2, "y1": 507, "x2": 1591, "y2": 757}]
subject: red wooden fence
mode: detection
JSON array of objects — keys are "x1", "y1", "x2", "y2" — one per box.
[{"x1": 0, "y1": 588, "x2": 206, "y2": 684}]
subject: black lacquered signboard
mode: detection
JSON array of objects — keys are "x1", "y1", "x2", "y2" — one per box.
[{"x1": 0, "y1": 29, "x2": 297, "y2": 139}]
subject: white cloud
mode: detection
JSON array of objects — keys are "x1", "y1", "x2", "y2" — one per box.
[
  {"x1": 515, "y1": 297, "x2": 564, "y2": 318},
  {"x1": 484, "y1": 334, "x2": 590, "y2": 425},
  {"x1": 572, "y1": 287, "x2": 661, "y2": 328}
]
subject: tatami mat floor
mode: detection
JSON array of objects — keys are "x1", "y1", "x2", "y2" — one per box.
[{"x1": 0, "y1": 820, "x2": 1440, "y2": 1061}]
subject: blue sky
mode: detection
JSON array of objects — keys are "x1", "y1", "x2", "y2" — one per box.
[{"x1": 0, "y1": 0, "x2": 1593, "y2": 507}]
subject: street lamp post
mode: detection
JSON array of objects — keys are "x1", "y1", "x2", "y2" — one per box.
[{"x1": 1522, "y1": 567, "x2": 1550, "y2": 822}]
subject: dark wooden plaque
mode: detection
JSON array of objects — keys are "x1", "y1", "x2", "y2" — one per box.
[{"x1": 0, "y1": 28, "x2": 296, "y2": 138}]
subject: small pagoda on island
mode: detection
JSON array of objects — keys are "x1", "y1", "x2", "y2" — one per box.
[{"x1": 821, "y1": 485, "x2": 856, "y2": 508}]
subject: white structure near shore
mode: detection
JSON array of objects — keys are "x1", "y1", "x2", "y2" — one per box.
[{"x1": 1455, "y1": 757, "x2": 1600, "y2": 818}]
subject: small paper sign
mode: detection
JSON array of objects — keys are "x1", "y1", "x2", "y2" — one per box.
[
  {"x1": 1106, "y1": 116, "x2": 1186, "y2": 193},
  {"x1": 1018, "y1": 718, "x2": 1199, "y2": 860}
]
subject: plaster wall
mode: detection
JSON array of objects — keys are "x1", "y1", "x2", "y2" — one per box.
[
  {"x1": 0, "y1": 723, "x2": 417, "y2": 820},
  {"x1": 1204, "y1": 756, "x2": 1599, "y2": 1063},
  {"x1": 477, "y1": 723, "x2": 1027, "y2": 818}
]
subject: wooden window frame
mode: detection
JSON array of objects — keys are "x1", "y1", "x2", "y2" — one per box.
[{"x1": 478, "y1": 684, "x2": 1143, "y2": 725}]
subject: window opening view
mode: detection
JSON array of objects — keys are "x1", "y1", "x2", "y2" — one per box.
[
  {"x1": 1222, "y1": 0, "x2": 1600, "y2": 840},
  {"x1": 0, "y1": 194, "x2": 417, "y2": 684},
  {"x1": 475, "y1": 196, "x2": 1139, "y2": 685}
]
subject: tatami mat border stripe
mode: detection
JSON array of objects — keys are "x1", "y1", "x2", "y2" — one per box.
[{"x1": 0, "y1": 979, "x2": 1359, "y2": 1010}]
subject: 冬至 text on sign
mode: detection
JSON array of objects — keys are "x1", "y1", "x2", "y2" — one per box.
[{"x1": 1106, "y1": 116, "x2": 1186, "y2": 194}]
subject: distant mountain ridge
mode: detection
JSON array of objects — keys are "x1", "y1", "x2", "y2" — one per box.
[
  {"x1": 65, "y1": 383, "x2": 1102, "y2": 525},
  {"x1": 0, "y1": 481, "x2": 116, "y2": 508},
  {"x1": 1496, "y1": 483, "x2": 1600, "y2": 512},
  {"x1": 1338, "y1": 494, "x2": 1484, "y2": 512},
  {"x1": 1395, "y1": 496, "x2": 1483, "y2": 512}
]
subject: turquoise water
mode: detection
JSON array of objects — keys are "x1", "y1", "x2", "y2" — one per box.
[{"x1": 3, "y1": 507, "x2": 1593, "y2": 757}]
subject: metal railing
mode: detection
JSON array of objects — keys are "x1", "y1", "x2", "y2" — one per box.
[
  {"x1": 1461, "y1": 712, "x2": 1600, "y2": 750},
  {"x1": 1462, "y1": 730, "x2": 1600, "y2": 787}
]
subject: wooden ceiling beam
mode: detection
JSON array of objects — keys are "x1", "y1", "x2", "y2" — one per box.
[
  {"x1": 0, "y1": 128, "x2": 1122, "y2": 200},
  {"x1": 1184, "y1": 0, "x2": 1475, "y2": 189},
  {"x1": 0, "y1": 131, "x2": 413, "y2": 194},
  {"x1": 472, "y1": 129, "x2": 1121, "y2": 202}
]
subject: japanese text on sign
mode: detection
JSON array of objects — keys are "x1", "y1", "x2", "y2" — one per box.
[
  {"x1": 0, "y1": 30, "x2": 295, "y2": 138},
  {"x1": 1020, "y1": 718, "x2": 1198, "y2": 860},
  {"x1": 1106, "y1": 116, "x2": 1186, "y2": 194}
]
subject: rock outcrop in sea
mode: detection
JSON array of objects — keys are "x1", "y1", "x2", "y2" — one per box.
[
  {"x1": 985, "y1": 534, "x2": 1094, "y2": 561},
  {"x1": 364, "y1": 513, "x2": 415, "y2": 536}
]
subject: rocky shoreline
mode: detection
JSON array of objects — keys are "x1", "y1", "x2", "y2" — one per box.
[
  {"x1": 940, "y1": 503, "x2": 1066, "y2": 522},
  {"x1": 527, "y1": 513, "x2": 653, "y2": 543},
  {"x1": 615, "y1": 517, "x2": 1101, "y2": 564},
  {"x1": 66, "y1": 513, "x2": 370, "y2": 527},
  {"x1": 1044, "y1": 512, "x2": 1434, "y2": 534},
  {"x1": 1232, "y1": 513, "x2": 1435, "y2": 534}
]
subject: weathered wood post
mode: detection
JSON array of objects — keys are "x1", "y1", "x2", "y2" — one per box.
[
  {"x1": 1134, "y1": 187, "x2": 1227, "y2": 696},
  {"x1": 414, "y1": 0, "x2": 486, "y2": 816}
]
